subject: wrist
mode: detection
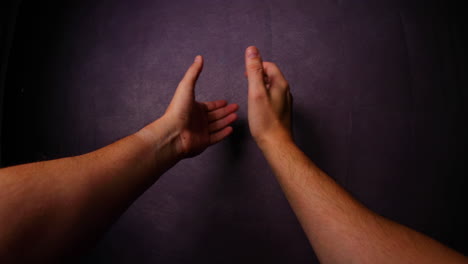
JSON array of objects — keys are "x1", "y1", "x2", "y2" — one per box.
[
  {"x1": 134, "y1": 115, "x2": 184, "y2": 162},
  {"x1": 256, "y1": 128, "x2": 295, "y2": 153}
]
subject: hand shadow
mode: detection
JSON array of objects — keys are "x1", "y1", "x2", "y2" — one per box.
[
  {"x1": 291, "y1": 105, "x2": 326, "y2": 169},
  {"x1": 224, "y1": 118, "x2": 249, "y2": 162}
]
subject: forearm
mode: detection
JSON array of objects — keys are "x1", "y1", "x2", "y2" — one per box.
[
  {"x1": 259, "y1": 138, "x2": 468, "y2": 264},
  {"x1": 0, "y1": 116, "x2": 180, "y2": 263}
]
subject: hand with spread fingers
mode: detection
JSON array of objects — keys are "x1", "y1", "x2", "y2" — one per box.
[
  {"x1": 142, "y1": 55, "x2": 239, "y2": 158},
  {"x1": 0, "y1": 54, "x2": 240, "y2": 262}
]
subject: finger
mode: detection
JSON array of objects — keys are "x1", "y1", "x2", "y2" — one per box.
[
  {"x1": 207, "y1": 103, "x2": 239, "y2": 122},
  {"x1": 245, "y1": 62, "x2": 282, "y2": 76},
  {"x1": 245, "y1": 68, "x2": 269, "y2": 82},
  {"x1": 203, "y1": 100, "x2": 228, "y2": 112},
  {"x1": 179, "y1": 55, "x2": 204, "y2": 90},
  {"x1": 245, "y1": 65, "x2": 275, "y2": 91},
  {"x1": 171, "y1": 55, "x2": 204, "y2": 106},
  {"x1": 208, "y1": 113, "x2": 238, "y2": 133},
  {"x1": 245, "y1": 46, "x2": 267, "y2": 96},
  {"x1": 209, "y1": 126, "x2": 234, "y2": 145},
  {"x1": 262, "y1": 62, "x2": 288, "y2": 89}
]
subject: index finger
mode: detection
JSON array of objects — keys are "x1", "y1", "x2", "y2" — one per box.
[
  {"x1": 262, "y1": 62, "x2": 289, "y2": 89},
  {"x1": 245, "y1": 62, "x2": 287, "y2": 84}
]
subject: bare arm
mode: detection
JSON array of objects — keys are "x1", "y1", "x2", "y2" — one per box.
[
  {"x1": 244, "y1": 46, "x2": 468, "y2": 264},
  {"x1": 0, "y1": 55, "x2": 239, "y2": 263}
]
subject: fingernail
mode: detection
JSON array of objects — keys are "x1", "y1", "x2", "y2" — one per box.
[
  {"x1": 194, "y1": 55, "x2": 201, "y2": 62},
  {"x1": 247, "y1": 47, "x2": 258, "y2": 58}
]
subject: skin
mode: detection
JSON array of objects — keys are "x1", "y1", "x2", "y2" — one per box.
[
  {"x1": 0, "y1": 47, "x2": 466, "y2": 263},
  {"x1": 0, "y1": 55, "x2": 238, "y2": 263},
  {"x1": 244, "y1": 46, "x2": 468, "y2": 264}
]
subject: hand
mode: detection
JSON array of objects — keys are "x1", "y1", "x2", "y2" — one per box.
[
  {"x1": 143, "y1": 55, "x2": 239, "y2": 158},
  {"x1": 244, "y1": 46, "x2": 293, "y2": 147}
]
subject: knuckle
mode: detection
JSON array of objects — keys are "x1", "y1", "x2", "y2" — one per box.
[
  {"x1": 267, "y1": 62, "x2": 280, "y2": 72},
  {"x1": 247, "y1": 63, "x2": 264, "y2": 73},
  {"x1": 251, "y1": 91, "x2": 266, "y2": 101},
  {"x1": 274, "y1": 81, "x2": 288, "y2": 92},
  {"x1": 263, "y1": 61, "x2": 272, "y2": 68}
]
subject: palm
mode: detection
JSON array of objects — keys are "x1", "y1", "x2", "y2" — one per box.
[
  {"x1": 171, "y1": 97, "x2": 239, "y2": 158},
  {"x1": 177, "y1": 101, "x2": 211, "y2": 157},
  {"x1": 165, "y1": 55, "x2": 238, "y2": 158}
]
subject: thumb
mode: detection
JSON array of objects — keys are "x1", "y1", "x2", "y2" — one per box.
[
  {"x1": 245, "y1": 46, "x2": 266, "y2": 96},
  {"x1": 170, "y1": 55, "x2": 203, "y2": 110},
  {"x1": 179, "y1": 55, "x2": 204, "y2": 92}
]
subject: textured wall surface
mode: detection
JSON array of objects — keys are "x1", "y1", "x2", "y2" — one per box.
[{"x1": 2, "y1": 0, "x2": 467, "y2": 263}]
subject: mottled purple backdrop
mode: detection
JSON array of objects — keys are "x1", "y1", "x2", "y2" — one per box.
[{"x1": 2, "y1": 0, "x2": 467, "y2": 263}]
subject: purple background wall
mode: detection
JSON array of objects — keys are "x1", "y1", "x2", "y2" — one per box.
[{"x1": 2, "y1": 0, "x2": 467, "y2": 263}]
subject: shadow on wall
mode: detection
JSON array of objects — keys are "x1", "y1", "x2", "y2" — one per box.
[
  {"x1": 292, "y1": 106, "x2": 320, "y2": 161},
  {"x1": 292, "y1": 105, "x2": 337, "y2": 179},
  {"x1": 225, "y1": 119, "x2": 249, "y2": 162}
]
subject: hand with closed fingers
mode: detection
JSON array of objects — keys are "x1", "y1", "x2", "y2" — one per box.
[{"x1": 244, "y1": 46, "x2": 293, "y2": 147}]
